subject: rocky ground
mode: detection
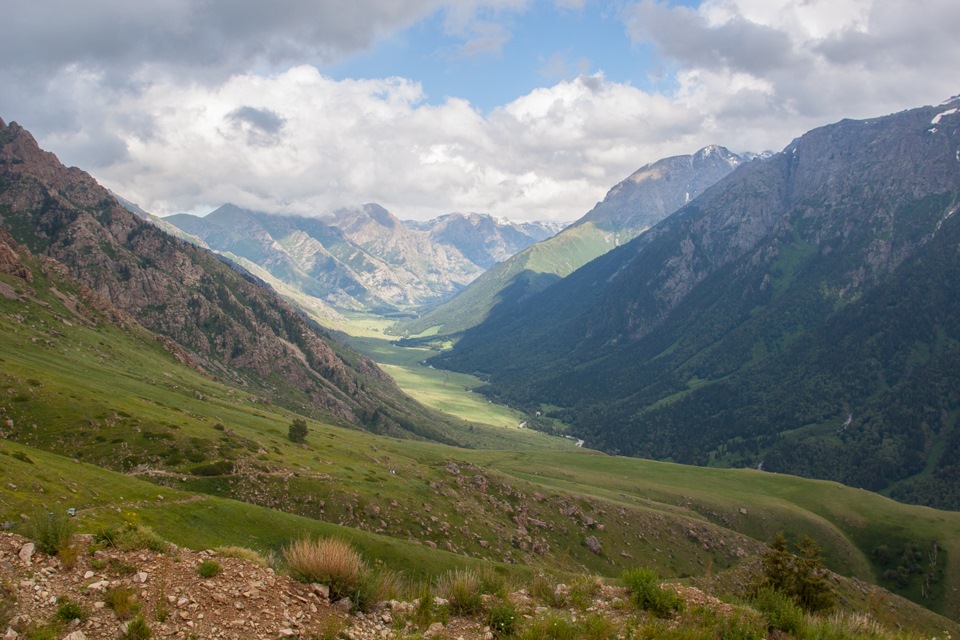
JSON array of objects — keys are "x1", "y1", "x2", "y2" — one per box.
[{"x1": 0, "y1": 531, "x2": 744, "y2": 640}]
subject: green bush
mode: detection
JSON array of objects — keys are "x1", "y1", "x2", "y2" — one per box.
[
  {"x1": 197, "y1": 560, "x2": 222, "y2": 578},
  {"x1": 486, "y1": 599, "x2": 519, "y2": 638},
  {"x1": 122, "y1": 614, "x2": 152, "y2": 640},
  {"x1": 288, "y1": 418, "x2": 308, "y2": 443},
  {"x1": 55, "y1": 597, "x2": 88, "y2": 622},
  {"x1": 621, "y1": 568, "x2": 684, "y2": 618},
  {"x1": 751, "y1": 587, "x2": 803, "y2": 634},
  {"x1": 22, "y1": 508, "x2": 75, "y2": 556},
  {"x1": 756, "y1": 534, "x2": 835, "y2": 612}
]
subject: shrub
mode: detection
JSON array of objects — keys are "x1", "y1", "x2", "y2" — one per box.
[
  {"x1": 288, "y1": 418, "x2": 308, "y2": 443},
  {"x1": 436, "y1": 568, "x2": 484, "y2": 615},
  {"x1": 122, "y1": 614, "x2": 152, "y2": 640},
  {"x1": 197, "y1": 560, "x2": 222, "y2": 578},
  {"x1": 486, "y1": 599, "x2": 518, "y2": 638},
  {"x1": 95, "y1": 523, "x2": 167, "y2": 553},
  {"x1": 55, "y1": 597, "x2": 88, "y2": 622},
  {"x1": 22, "y1": 508, "x2": 75, "y2": 556},
  {"x1": 105, "y1": 586, "x2": 140, "y2": 620},
  {"x1": 751, "y1": 586, "x2": 803, "y2": 634},
  {"x1": 621, "y1": 568, "x2": 684, "y2": 618},
  {"x1": 515, "y1": 612, "x2": 579, "y2": 640},
  {"x1": 284, "y1": 537, "x2": 367, "y2": 601},
  {"x1": 756, "y1": 533, "x2": 835, "y2": 612},
  {"x1": 214, "y1": 546, "x2": 267, "y2": 566}
]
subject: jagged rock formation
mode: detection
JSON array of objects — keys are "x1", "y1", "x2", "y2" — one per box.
[{"x1": 406, "y1": 212, "x2": 564, "y2": 270}]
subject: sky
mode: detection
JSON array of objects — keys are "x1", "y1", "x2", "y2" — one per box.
[{"x1": 1, "y1": 0, "x2": 958, "y2": 222}]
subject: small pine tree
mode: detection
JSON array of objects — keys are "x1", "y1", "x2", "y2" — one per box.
[
  {"x1": 288, "y1": 418, "x2": 308, "y2": 443},
  {"x1": 757, "y1": 533, "x2": 835, "y2": 612}
]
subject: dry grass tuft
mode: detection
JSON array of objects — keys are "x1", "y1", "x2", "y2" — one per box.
[{"x1": 283, "y1": 537, "x2": 368, "y2": 601}]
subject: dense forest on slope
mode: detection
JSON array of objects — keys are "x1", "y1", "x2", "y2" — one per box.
[{"x1": 433, "y1": 100, "x2": 960, "y2": 509}]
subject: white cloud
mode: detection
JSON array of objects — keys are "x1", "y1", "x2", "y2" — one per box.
[{"x1": 2, "y1": 0, "x2": 958, "y2": 223}]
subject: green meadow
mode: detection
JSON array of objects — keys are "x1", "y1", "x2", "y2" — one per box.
[{"x1": 1, "y1": 264, "x2": 958, "y2": 632}]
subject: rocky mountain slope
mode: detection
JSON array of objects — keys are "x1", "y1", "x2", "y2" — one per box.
[
  {"x1": 0, "y1": 118, "x2": 459, "y2": 440},
  {"x1": 434, "y1": 98, "x2": 960, "y2": 508},
  {"x1": 2, "y1": 224, "x2": 959, "y2": 624},
  {"x1": 400, "y1": 146, "x2": 741, "y2": 336},
  {"x1": 162, "y1": 205, "x2": 559, "y2": 314},
  {"x1": 405, "y1": 212, "x2": 564, "y2": 269}
]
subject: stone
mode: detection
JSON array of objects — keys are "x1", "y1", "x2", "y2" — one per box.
[
  {"x1": 83, "y1": 571, "x2": 95, "y2": 579},
  {"x1": 333, "y1": 597, "x2": 353, "y2": 613},
  {"x1": 311, "y1": 583, "x2": 330, "y2": 600},
  {"x1": 18, "y1": 543, "x2": 34, "y2": 565},
  {"x1": 279, "y1": 629, "x2": 296, "y2": 637},
  {"x1": 63, "y1": 632, "x2": 87, "y2": 640},
  {"x1": 584, "y1": 535, "x2": 602, "y2": 555}
]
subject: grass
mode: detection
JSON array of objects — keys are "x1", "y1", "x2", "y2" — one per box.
[
  {"x1": 435, "y1": 568, "x2": 484, "y2": 615},
  {"x1": 284, "y1": 537, "x2": 369, "y2": 601},
  {"x1": 622, "y1": 568, "x2": 685, "y2": 618},
  {"x1": 197, "y1": 559, "x2": 222, "y2": 578},
  {"x1": 1, "y1": 264, "x2": 960, "y2": 633},
  {"x1": 105, "y1": 585, "x2": 140, "y2": 620},
  {"x1": 20, "y1": 507, "x2": 75, "y2": 556},
  {"x1": 342, "y1": 333, "x2": 576, "y2": 450}
]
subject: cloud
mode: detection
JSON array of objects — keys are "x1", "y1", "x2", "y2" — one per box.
[
  {"x1": 226, "y1": 106, "x2": 287, "y2": 146},
  {"x1": 626, "y1": 1, "x2": 795, "y2": 76},
  {"x1": 625, "y1": 0, "x2": 960, "y2": 123},
  {"x1": 2, "y1": 0, "x2": 957, "y2": 224}
]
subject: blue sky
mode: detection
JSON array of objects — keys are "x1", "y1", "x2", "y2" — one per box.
[
  {"x1": 325, "y1": 3, "x2": 673, "y2": 111},
  {"x1": 2, "y1": 0, "x2": 958, "y2": 221}
]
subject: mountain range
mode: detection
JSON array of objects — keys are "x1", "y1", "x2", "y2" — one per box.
[
  {"x1": 4, "y1": 104, "x2": 960, "y2": 629},
  {"x1": 158, "y1": 202, "x2": 561, "y2": 315},
  {"x1": 0, "y1": 118, "x2": 466, "y2": 442},
  {"x1": 433, "y1": 98, "x2": 960, "y2": 509},
  {"x1": 400, "y1": 145, "x2": 742, "y2": 336}
]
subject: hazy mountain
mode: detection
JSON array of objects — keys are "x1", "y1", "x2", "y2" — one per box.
[
  {"x1": 434, "y1": 98, "x2": 960, "y2": 508},
  {"x1": 165, "y1": 204, "x2": 556, "y2": 311},
  {"x1": 405, "y1": 212, "x2": 565, "y2": 269},
  {"x1": 400, "y1": 145, "x2": 741, "y2": 336},
  {"x1": 325, "y1": 203, "x2": 484, "y2": 298},
  {"x1": 0, "y1": 118, "x2": 460, "y2": 441}
]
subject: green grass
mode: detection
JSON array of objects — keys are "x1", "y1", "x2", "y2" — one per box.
[
  {"x1": 342, "y1": 334, "x2": 577, "y2": 450},
  {"x1": 1, "y1": 263, "x2": 959, "y2": 633}
]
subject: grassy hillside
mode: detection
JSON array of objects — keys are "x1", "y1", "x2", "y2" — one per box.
[
  {"x1": 399, "y1": 222, "x2": 614, "y2": 337},
  {"x1": 1, "y1": 225, "x2": 959, "y2": 629}
]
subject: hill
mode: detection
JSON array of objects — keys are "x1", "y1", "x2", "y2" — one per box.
[
  {"x1": 433, "y1": 98, "x2": 960, "y2": 509},
  {"x1": 0, "y1": 118, "x2": 471, "y2": 442},
  {"x1": 0, "y1": 216, "x2": 959, "y2": 626},
  {"x1": 399, "y1": 145, "x2": 741, "y2": 337}
]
